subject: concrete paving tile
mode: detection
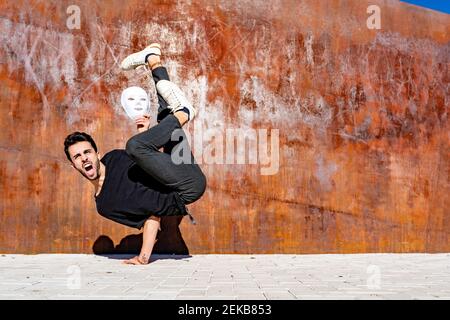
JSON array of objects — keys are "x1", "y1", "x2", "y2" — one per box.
[
  {"x1": 184, "y1": 283, "x2": 210, "y2": 289},
  {"x1": 236, "y1": 294, "x2": 267, "y2": 300},
  {"x1": 293, "y1": 294, "x2": 327, "y2": 299},
  {"x1": 203, "y1": 296, "x2": 237, "y2": 300},
  {"x1": 161, "y1": 278, "x2": 188, "y2": 286},
  {"x1": 206, "y1": 285, "x2": 234, "y2": 296},
  {"x1": 177, "y1": 289, "x2": 207, "y2": 297},
  {"x1": 174, "y1": 296, "x2": 214, "y2": 300},
  {"x1": 263, "y1": 293, "x2": 297, "y2": 300},
  {"x1": 146, "y1": 293, "x2": 179, "y2": 300},
  {"x1": 0, "y1": 293, "x2": 26, "y2": 298}
]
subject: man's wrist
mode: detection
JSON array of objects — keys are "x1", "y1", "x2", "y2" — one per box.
[{"x1": 138, "y1": 253, "x2": 149, "y2": 264}]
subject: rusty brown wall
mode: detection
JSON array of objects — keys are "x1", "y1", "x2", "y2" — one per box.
[{"x1": 0, "y1": 0, "x2": 449, "y2": 254}]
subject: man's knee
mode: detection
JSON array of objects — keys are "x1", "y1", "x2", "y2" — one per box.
[
  {"x1": 187, "y1": 173, "x2": 207, "y2": 204},
  {"x1": 197, "y1": 173, "x2": 207, "y2": 197},
  {"x1": 125, "y1": 137, "x2": 141, "y2": 158}
]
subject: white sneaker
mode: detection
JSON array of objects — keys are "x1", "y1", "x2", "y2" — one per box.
[
  {"x1": 120, "y1": 43, "x2": 161, "y2": 70},
  {"x1": 156, "y1": 80, "x2": 197, "y2": 120}
]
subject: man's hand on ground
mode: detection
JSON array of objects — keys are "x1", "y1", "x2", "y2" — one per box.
[{"x1": 122, "y1": 255, "x2": 150, "y2": 265}]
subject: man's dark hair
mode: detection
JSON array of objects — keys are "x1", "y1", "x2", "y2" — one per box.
[{"x1": 64, "y1": 132, "x2": 98, "y2": 162}]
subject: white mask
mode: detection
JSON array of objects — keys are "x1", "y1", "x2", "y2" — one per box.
[{"x1": 120, "y1": 86, "x2": 150, "y2": 119}]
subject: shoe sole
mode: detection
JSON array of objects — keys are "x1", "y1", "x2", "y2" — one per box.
[{"x1": 120, "y1": 43, "x2": 162, "y2": 70}]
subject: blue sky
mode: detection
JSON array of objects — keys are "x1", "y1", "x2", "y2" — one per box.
[{"x1": 400, "y1": 0, "x2": 450, "y2": 14}]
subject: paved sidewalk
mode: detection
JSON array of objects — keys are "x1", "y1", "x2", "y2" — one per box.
[{"x1": 0, "y1": 253, "x2": 449, "y2": 300}]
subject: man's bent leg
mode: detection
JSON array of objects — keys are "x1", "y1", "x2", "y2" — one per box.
[
  {"x1": 126, "y1": 115, "x2": 206, "y2": 204},
  {"x1": 148, "y1": 54, "x2": 172, "y2": 122},
  {"x1": 152, "y1": 66, "x2": 170, "y2": 106}
]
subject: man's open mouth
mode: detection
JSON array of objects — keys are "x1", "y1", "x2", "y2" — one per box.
[{"x1": 83, "y1": 163, "x2": 94, "y2": 174}]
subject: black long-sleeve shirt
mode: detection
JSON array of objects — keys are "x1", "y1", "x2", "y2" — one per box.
[{"x1": 94, "y1": 149, "x2": 187, "y2": 229}]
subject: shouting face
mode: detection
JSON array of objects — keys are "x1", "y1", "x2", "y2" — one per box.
[{"x1": 68, "y1": 141, "x2": 101, "y2": 180}]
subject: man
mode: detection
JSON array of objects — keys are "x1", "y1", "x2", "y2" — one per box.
[{"x1": 64, "y1": 43, "x2": 206, "y2": 265}]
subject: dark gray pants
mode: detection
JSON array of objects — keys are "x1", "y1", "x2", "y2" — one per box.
[{"x1": 125, "y1": 67, "x2": 206, "y2": 205}]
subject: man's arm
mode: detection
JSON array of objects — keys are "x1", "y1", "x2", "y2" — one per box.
[{"x1": 123, "y1": 215, "x2": 161, "y2": 265}]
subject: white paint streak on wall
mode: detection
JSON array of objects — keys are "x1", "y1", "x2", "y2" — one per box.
[
  {"x1": 305, "y1": 33, "x2": 314, "y2": 67},
  {"x1": 314, "y1": 155, "x2": 338, "y2": 192},
  {"x1": 143, "y1": 23, "x2": 186, "y2": 55},
  {"x1": 299, "y1": 93, "x2": 333, "y2": 128},
  {"x1": 239, "y1": 76, "x2": 296, "y2": 127},
  {"x1": 1, "y1": 18, "x2": 78, "y2": 96}
]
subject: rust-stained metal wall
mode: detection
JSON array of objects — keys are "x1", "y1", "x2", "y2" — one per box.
[{"x1": 0, "y1": 0, "x2": 449, "y2": 253}]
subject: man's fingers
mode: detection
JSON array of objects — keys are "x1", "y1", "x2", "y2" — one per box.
[
  {"x1": 123, "y1": 257, "x2": 136, "y2": 264},
  {"x1": 135, "y1": 115, "x2": 150, "y2": 120},
  {"x1": 123, "y1": 257, "x2": 146, "y2": 265},
  {"x1": 135, "y1": 118, "x2": 150, "y2": 124}
]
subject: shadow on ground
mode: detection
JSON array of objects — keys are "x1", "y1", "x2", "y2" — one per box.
[
  {"x1": 97, "y1": 253, "x2": 192, "y2": 263},
  {"x1": 92, "y1": 216, "x2": 190, "y2": 257}
]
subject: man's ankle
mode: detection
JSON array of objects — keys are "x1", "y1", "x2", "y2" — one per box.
[
  {"x1": 146, "y1": 55, "x2": 161, "y2": 70},
  {"x1": 138, "y1": 253, "x2": 150, "y2": 264},
  {"x1": 174, "y1": 110, "x2": 189, "y2": 126}
]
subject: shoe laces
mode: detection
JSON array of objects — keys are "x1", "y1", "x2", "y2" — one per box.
[{"x1": 168, "y1": 87, "x2": 182, "y2": 107}]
